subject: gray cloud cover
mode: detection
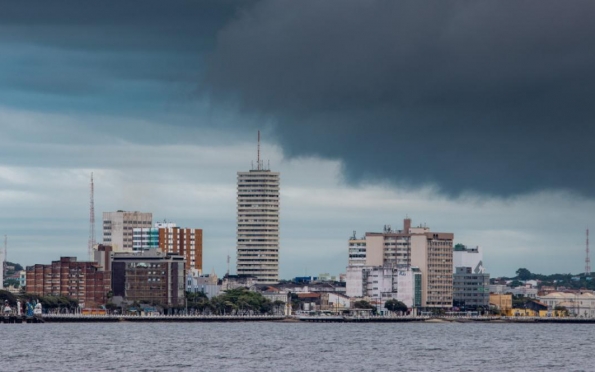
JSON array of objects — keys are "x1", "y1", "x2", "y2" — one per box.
[
  {"x1": 205, "y1": 0, "x2": 595, "y2": 197},
  {"x1": 3, "y1": 1, "x2": 594, "y2": 197}
]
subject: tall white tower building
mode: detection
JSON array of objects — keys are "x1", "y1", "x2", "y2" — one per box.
[{"x1": 236, "y1": 132, "x2": 280, "y2": 284}]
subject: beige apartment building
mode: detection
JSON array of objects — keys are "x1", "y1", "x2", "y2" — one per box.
[
  {"x1": 236, "y1": 166, "x2": 280, "y2": 284},
  {"x1": 347, "y1": 218, "x2": 454, "y2": 309},
  {"x1": 103, "y1": 211, "x2": 152, "y2": 251}
]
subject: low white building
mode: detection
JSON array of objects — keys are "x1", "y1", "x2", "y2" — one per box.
[
  {"x1": 346, "y1": 266, "x2": 421, "y2": 309},
  {"x1": 538, "y1": 292, "x2": 595, "y2": 317},
  {"x1": 489, "y1": 284, "x2": 538, "y2": 298},
  {"x1": 187, "y1": 269, "x2": 220, "y2": 299}
]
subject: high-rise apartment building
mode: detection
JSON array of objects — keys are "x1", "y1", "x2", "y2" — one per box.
[
  {"x1": 236, "y1": 136, "x2": 280, "y2": 284},
  {"x1": 346, "y1": 218, "x2": 454, "y2": 309},
  {"x1": 103, "y1": 211, "x2": 152, "y2": 251}
]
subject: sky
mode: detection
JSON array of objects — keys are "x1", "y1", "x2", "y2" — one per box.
[{"x1": 1, "y1": 0, "x2": 595, "y2": 278}]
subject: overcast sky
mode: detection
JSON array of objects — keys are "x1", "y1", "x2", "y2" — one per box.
[{"x1": 2, "y1": 0, "x2": 595, "y2": 278}]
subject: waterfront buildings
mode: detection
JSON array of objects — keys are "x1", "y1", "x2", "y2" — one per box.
[
  {"x1": 346, "y1": 265, "x2": 421, "y2": 309},
  {"x1": 346, "y1": 218, "x2": 454, "y2": 309},
  {"x1": 25, "y1": 257, "x2": 111, "y2": 307},
  {"x1": 111, "y1": 249, "x2": 185, "y2": 306},
  {"x1": 236, "y1": 155, "x2": 280, "y2": 284},
  {"x1": 452, "y1": 266, "x2": 490, "y2": 310},
  {"x1": 187, "y1": 269, "x2": 220, "y2": 299},
  {"x1": 538, "y1": 292, "x2": 595, "y2": 317},
  {"x1": 452, "y1": 244, "x2": 490, "y2": 310},
  {"x1": 489, "y1": 293, "x2": 512, "y2": 311},
  {"x1": 489, "y1": 284, "x2": 538, "y2": 298},
  {"x1": 103, "y1": 211, "x2": 152, "y2": 251}
]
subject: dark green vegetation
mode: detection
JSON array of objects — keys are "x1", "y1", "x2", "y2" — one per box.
[
  {"x1": 384, "y1": 299, "x2": 408, "y2": 313},
  {"x1": 128, "y1": 288, "x2": 286, "y2": 315},
  {"x1": 354, "y1": 300, "x2": 377, "y2": 315},
  {"x1": 0, "y1": 290, "x2": 78, "y2": 312},
  {"x1": 493, "y1": 268, "x2": 595, "y2": 290}
]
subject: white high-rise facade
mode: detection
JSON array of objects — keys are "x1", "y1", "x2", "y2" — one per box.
[{"x1": 236, "y1": 138, "x2": 280, "y2": 284}]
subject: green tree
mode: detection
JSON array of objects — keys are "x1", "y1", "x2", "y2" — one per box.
[
  {"x1": 384, "y1": 299, "x2": 408, "y2": 313},
  {"x1": 354, "y1": 300, "x2": 377, "y2": 315},
  {"x1": 516, "y1": 268, "x2": 532, "y2": 281}
]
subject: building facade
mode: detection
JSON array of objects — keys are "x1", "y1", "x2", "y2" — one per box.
[
  {"x1": 25, "y1": 257, "x2": 111, "y2": 307},
  {"x1": 346, "y1": 265, "x2": 422, "y2": 309},
  {"x1": 236, "y1": 165, "x2": 280, "y2": 284},
  {"x1": 452, "y1": 266, "x2": 490, "y2": 310},
  {"x1": 346, "y1": 218, "x2": 453, "y2": 309},
  {"x1": 187, "y1": 269, "x2": 220, "y2": 299},
  {"x1": 538, "y1": 292, "x2": 595, "y2": 317},
  {"x1": 103, "y1": 211, "x2": 152, "y2": 251},
  {"x1": 348, "y1": 235, "x2": 367, "y2": 266},
  {"x1": 111, "y1": 250, "x2": 185, "y2": 306},
  {"x1": 453, "y1": 244, "x2": 485, "y2": 273},
  {"x1": 489, "y1": 293, "x2": 513, "y2": 311},
  {"x1": 158, "y1": 225, "x2": 203, "y2": 273}
]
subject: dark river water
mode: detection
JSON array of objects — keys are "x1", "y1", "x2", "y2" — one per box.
[{"x1": 1, "y1": 322, "x2": 594, "y2": 371}]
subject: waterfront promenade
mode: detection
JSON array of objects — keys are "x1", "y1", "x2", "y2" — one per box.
[{"x1": 5, "y1": 313, "x2": 595, "y2": 324}]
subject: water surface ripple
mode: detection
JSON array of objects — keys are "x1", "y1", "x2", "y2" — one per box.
[{"x1": 1, "y1": 322, "x2": 593, "y2": 371}]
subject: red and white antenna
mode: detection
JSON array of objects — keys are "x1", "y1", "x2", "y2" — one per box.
[
  {"x1": 586, "y1": 229, "x2": 591, "y2": 276},
  {"x1": 88, "y1": 172, "x2": 96, "y2": 260}
]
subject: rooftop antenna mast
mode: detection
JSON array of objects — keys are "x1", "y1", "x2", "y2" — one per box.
[
  {"x1": 88, "y1": 172, "x2": 96, "y2": 261},
  {"x1": 227, "y1": 252, "x2": 230, "y2": 276},
  {"x1": 586, "y1": 228, "x2": 591, "y2": 276}
]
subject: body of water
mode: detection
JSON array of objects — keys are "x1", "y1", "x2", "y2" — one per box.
[{"x1": 1, "y1": 322, "x2": 593, "y2": 371}]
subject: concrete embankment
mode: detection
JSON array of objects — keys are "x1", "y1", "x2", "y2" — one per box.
[
  {"x1": 6, "y1": 315, "x2": 595, "y2": 324},
  {"x1": 41, "y1": 315, "x2": 286, "y2": 323}
]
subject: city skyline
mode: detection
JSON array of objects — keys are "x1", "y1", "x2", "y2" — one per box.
[{"x1": 2, "y1": 1, "x2": 595, "y2": 278}]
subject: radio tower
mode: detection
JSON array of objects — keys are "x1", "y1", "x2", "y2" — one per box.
[
  {"x1": 88, "y1": 172, "x2": 96, "y2": 260},
  {"x1": 586, "y1": 229, "x2": 591, "y2": 276}
]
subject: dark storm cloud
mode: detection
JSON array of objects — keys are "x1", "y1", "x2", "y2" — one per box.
[
  {"x1": 0, "y1": 0, "x2": 254, "y2": 101},
  {"x1": 204, "y1": 0, "x2": 595, "y2": 197}
]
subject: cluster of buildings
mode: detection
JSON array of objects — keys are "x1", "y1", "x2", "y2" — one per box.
[
  {"x1": 15, "y1": 143, "x2": 281, "y2": 309},
  {"x1": 9, "y1": 138, "x2": 593, "y2": 318},
  {"x1": 24, "y1": 211, "x2": 201, "y2": 308},
  {"x1": 344, "y1": 219, "x2": 489, "y2": 314}
]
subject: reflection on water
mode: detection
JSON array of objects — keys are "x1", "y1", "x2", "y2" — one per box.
[{"x1": 0, "y1": 322, "x2": 592, "y2": 371}]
